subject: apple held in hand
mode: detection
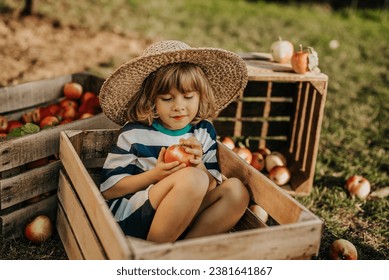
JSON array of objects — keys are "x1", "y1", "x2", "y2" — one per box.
[
  {"x1": 164, "y1": 144, "x2": 195, "y2": 166},
  {"x1": 270, "y1": 37, "x2": 294, "y2": 64},
  {"x1": 24, "y1": 215, "x2": 53, "y2": 244},
  {"x1": 345, "y1": 175, "x2": 371, "y2": 200},
  {"x1": 329, "y1": 239, "x2": 358, "y2": 260}
]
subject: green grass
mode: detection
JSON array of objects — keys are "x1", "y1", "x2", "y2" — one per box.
[{"x1": 1, "y1": 0, "x2": 388, "y2": 259}]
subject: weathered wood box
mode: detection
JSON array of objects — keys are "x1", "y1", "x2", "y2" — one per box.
[
  {"x1": 213, "y1": 53, "x2": 328, "y2": 196},
  {"x1": 0, "y1": 73, "x2": 118, "y2": 242},
  {"x1": 57, "y1": 129, "x2": 323, "y2": 260}
]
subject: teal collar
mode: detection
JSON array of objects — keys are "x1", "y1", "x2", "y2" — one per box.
[{"x1": 152, "y1": 120, "x2": 192, "y2": 136}]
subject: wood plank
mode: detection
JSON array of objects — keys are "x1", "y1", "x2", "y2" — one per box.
[
  {"x1": 0, "y1": 113, "x2": 117, "y2": 172},
  {"x1": 0, "y1": 75, "x2": 71, "y2": 114},
  {"x1": 0, "y1": 160, "x2": 61, "y2": 210},
  {"x1": 0, "y1": 195, "x2": 57, "y2": 242},
  {"x1": 56, "y1": 205, "x2": 83, "y2": 260},
  {"x1": 217, "y1": 141, "x2": 311, "y2": 225},
  {"x1": 57, "y1": 171, "x2": 106, "y2": 260},
  {"x1": 59, "y1": 131, "x2": 132, "y2": 260},
  {"x1": 130, "y1": 219, "x2": 322, "y2": 259}
]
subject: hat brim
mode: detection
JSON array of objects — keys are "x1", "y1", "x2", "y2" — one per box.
[{"x1": 99, "y1": 47, "x2": 248, "y2": 126}]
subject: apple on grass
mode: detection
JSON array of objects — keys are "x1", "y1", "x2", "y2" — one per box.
[
  {"x1": 24, "y1": 215, "x2": 53, "y2": 244},
  {"x1": 345, "y1": 175, "x2": 371, "y2": 200},
  {"x1": 329, "y1": 239, "x2": 358, "y2": 260}
]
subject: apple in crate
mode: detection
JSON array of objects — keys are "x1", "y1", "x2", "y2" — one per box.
[
  {"x1": 250, "y1": 152, "x2": 265, "y2": 171},
  {"x1": 345, "y1": 175, "x2": 371, "y2": 200},
  {"x1": 265, "y1": 152, "x2": 286, "y2": 173},
  {"x1": 221, "y1": 136, "x2": 235, "y2": 150},
  {"x1": 269, "y1": 166, "x2": 291, "y2": 186},
  {"x1": 234, "y1": 146, "x2": 252, "y2": 164},
  {"x1": 40, "y1": 116, "x2": 60, "y2": 129},
  {"x1": 63, "y1": 82, "x2": 83, "y2": 100},
  {"x1": 249, "y1": 204, "x2": 268, "y2": 223},
  {"x1": 329, "y1": 239, "x2": 358, "y2": 260},
  {"x1": 0, "y1": 115, "x2": 8, "y2": 133},
  {"x1": 24, "y1": 215, "x2": 53, "y2": 244},
  {"x1": 7, "y1": 120, "x2": 23, "y2": 133}
]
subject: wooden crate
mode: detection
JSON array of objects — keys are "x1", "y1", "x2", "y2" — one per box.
[
  {"x1": 0, "y1": 73, "x2": 118, "y2": 242},
  {"x1": 212, "y1": 53, "x2": 328, "y2": 196},
  {"x1": 57, "y1": 129, "x2": 323, "y2": 260}
]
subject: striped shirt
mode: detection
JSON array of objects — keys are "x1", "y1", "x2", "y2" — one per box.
[{"x1": 100, "y1": 119, "x2": 222, "y2": 221}]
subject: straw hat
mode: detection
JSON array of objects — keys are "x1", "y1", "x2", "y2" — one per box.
[{"x1": 99, "y1": 40, "x2": 248, "y2": 126}]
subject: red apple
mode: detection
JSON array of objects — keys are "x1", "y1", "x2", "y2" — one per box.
[
  {"x1": 329, "y1": 239, "x2": 358, "y2": 260},
  {"x1": 59, "y1": 99, "x2": 79, "y2": 110},
  {"x1": 164, "y1": 144, "x2": 195, "y2": 166},
  {"x1": 0, "y1": 132, "x2": 7, "y2": 138},
  {"x1": 7, "y1": 120, "x2": 23, "y2": 133},
  {"x1": 79, "y1": 96, "x2": 101, "y2": 115},
  {"x1": 32, "y1": 107, "x2": 53, "y2": 123},
  {"x1": 345, "y1": 175, "x2": 371, "y2": 200},
  {"x1": 47, "y1": 104, "x2": 62, "y2": 115},
  {"x1": 0, "y1": 115, "x2": 8, "y2": 133},
  {"x1": 234, "y1": 146, "x2": 253, "y2": 164},
  {"x1": 24, "y1": 215, "x2": 53, "y2": 244},
  {"x1": 221, "y1": 136, "x2": 235, "y2": 150},
  {"x1": 39, "y1": 116, "x2": 60, "y2": 129},
  {"x1": 291, "y1": 44, "x2": 309, "y2": 74},
  {"x1": 265, "y1": 152, "x2": 286, "y2": 173},
  {"x1": 21, "y1": 111, "x2": 34, "y2": 124},
  {"x1": 249, "y1": 204, "x2": 269, "y2": 223},
  {"x1": 63, "y1": 82, "x2": 83, "y2": 100},
  {"x1": 60, "y1": 105, "x2": 78, "y2": 120},
  {"x1": 250, "y1": 152, "x2": 265, "y2": 171},
  {"x1": 269, "y1": 165, "x2": 291, "y2": 186},
  {"x1": 81, "y1": 91, "x2": 97, "y2": 104}
]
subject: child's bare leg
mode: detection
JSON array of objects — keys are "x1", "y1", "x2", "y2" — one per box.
[
  {"x1": 147, "y1": 167, "x2": 209, "y2": 243},
  {"x1": 184, "y1": 178, "x2": 249, "y2": 239}
]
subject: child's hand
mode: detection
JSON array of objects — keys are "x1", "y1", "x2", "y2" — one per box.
[
  {"x1": 179, "y1": 137, "x2": 203, "y2": 166},
  {"x1": 153, "y1": 147, "x2": 186, "y2": 180}
]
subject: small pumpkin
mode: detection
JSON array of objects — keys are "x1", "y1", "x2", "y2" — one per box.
[{"x1": 270, "y1": 37, "x2": 294, "y2": 64}]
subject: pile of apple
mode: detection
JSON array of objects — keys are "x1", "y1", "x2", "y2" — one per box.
[
  {"x1": 221, "y1": 136, "x2": 292, "y2": 187},
  {"x1": 270, "y1": 37, "x2": 320, "y2": 74},
  {"x1": 0, "y1": 82, "x2": 101, "y2": 139}
]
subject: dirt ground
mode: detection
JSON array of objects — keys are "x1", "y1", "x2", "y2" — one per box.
[
  {"x1": 0, "y1": 12, "x2": 150, "y2": 87},
  {"x1": 0, "y1": 12, "x2": 151, "y2": 260}
]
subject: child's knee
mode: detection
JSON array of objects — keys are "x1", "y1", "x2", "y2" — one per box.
[
  {"x1": 222, "y1": 178, "x2": 250, "y2": 207},
  {"x1": 176, "y1": 167, "x2": 209, "y2": 197}
]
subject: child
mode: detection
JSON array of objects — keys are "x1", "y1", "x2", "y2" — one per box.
[{"x1": 99, "y1": 40, "x2": 249, "y2": 243}]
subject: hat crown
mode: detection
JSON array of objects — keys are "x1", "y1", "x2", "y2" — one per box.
[{"x1": 142, "y1": 40, "x2": 192, "y2": 56}]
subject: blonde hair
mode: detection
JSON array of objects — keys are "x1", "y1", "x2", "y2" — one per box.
[{"x1": 127, "y1": 63, "x2": 217, "y2": 125}]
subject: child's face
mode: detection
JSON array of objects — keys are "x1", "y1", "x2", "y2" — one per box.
[{"x1": 155, "y1": 87, "x2": 200, "y2": 130}]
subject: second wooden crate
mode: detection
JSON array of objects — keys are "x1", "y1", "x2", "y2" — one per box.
[{"x1": 213, "y1": 53, "x2": 328, "y2": 196}]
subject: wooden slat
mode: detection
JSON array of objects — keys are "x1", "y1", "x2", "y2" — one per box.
[
  {"x1": 56, "y1": 205, "x2": 83, "y2": 260},
  {"x1": 0, "y1": 114, "x2": 117, "y2": 172},
  {"x1": 217, "y1": 141, "x2": 311, "y2": 225},
  {"x1": 0, "y1": 75, "x2": 70, "y2": 114},
  {"x1": 57, "y1": 171, "x2": 106, "y2": 260},
  {"x1": 259, "y1": 81, "x2": 272, "y2": 148},
  {"x1": 130, "y1": 220, "x2": 322, "y2": 260},
  {"x1": 0, "y1": 195, "x2": 57, "y2": 242},
  {"x1": 59, "y1": 131, "x2": 132, "y2": 260},
  {"x1": 0, "y1": 160, "x2": 61, "y2": 210}
]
